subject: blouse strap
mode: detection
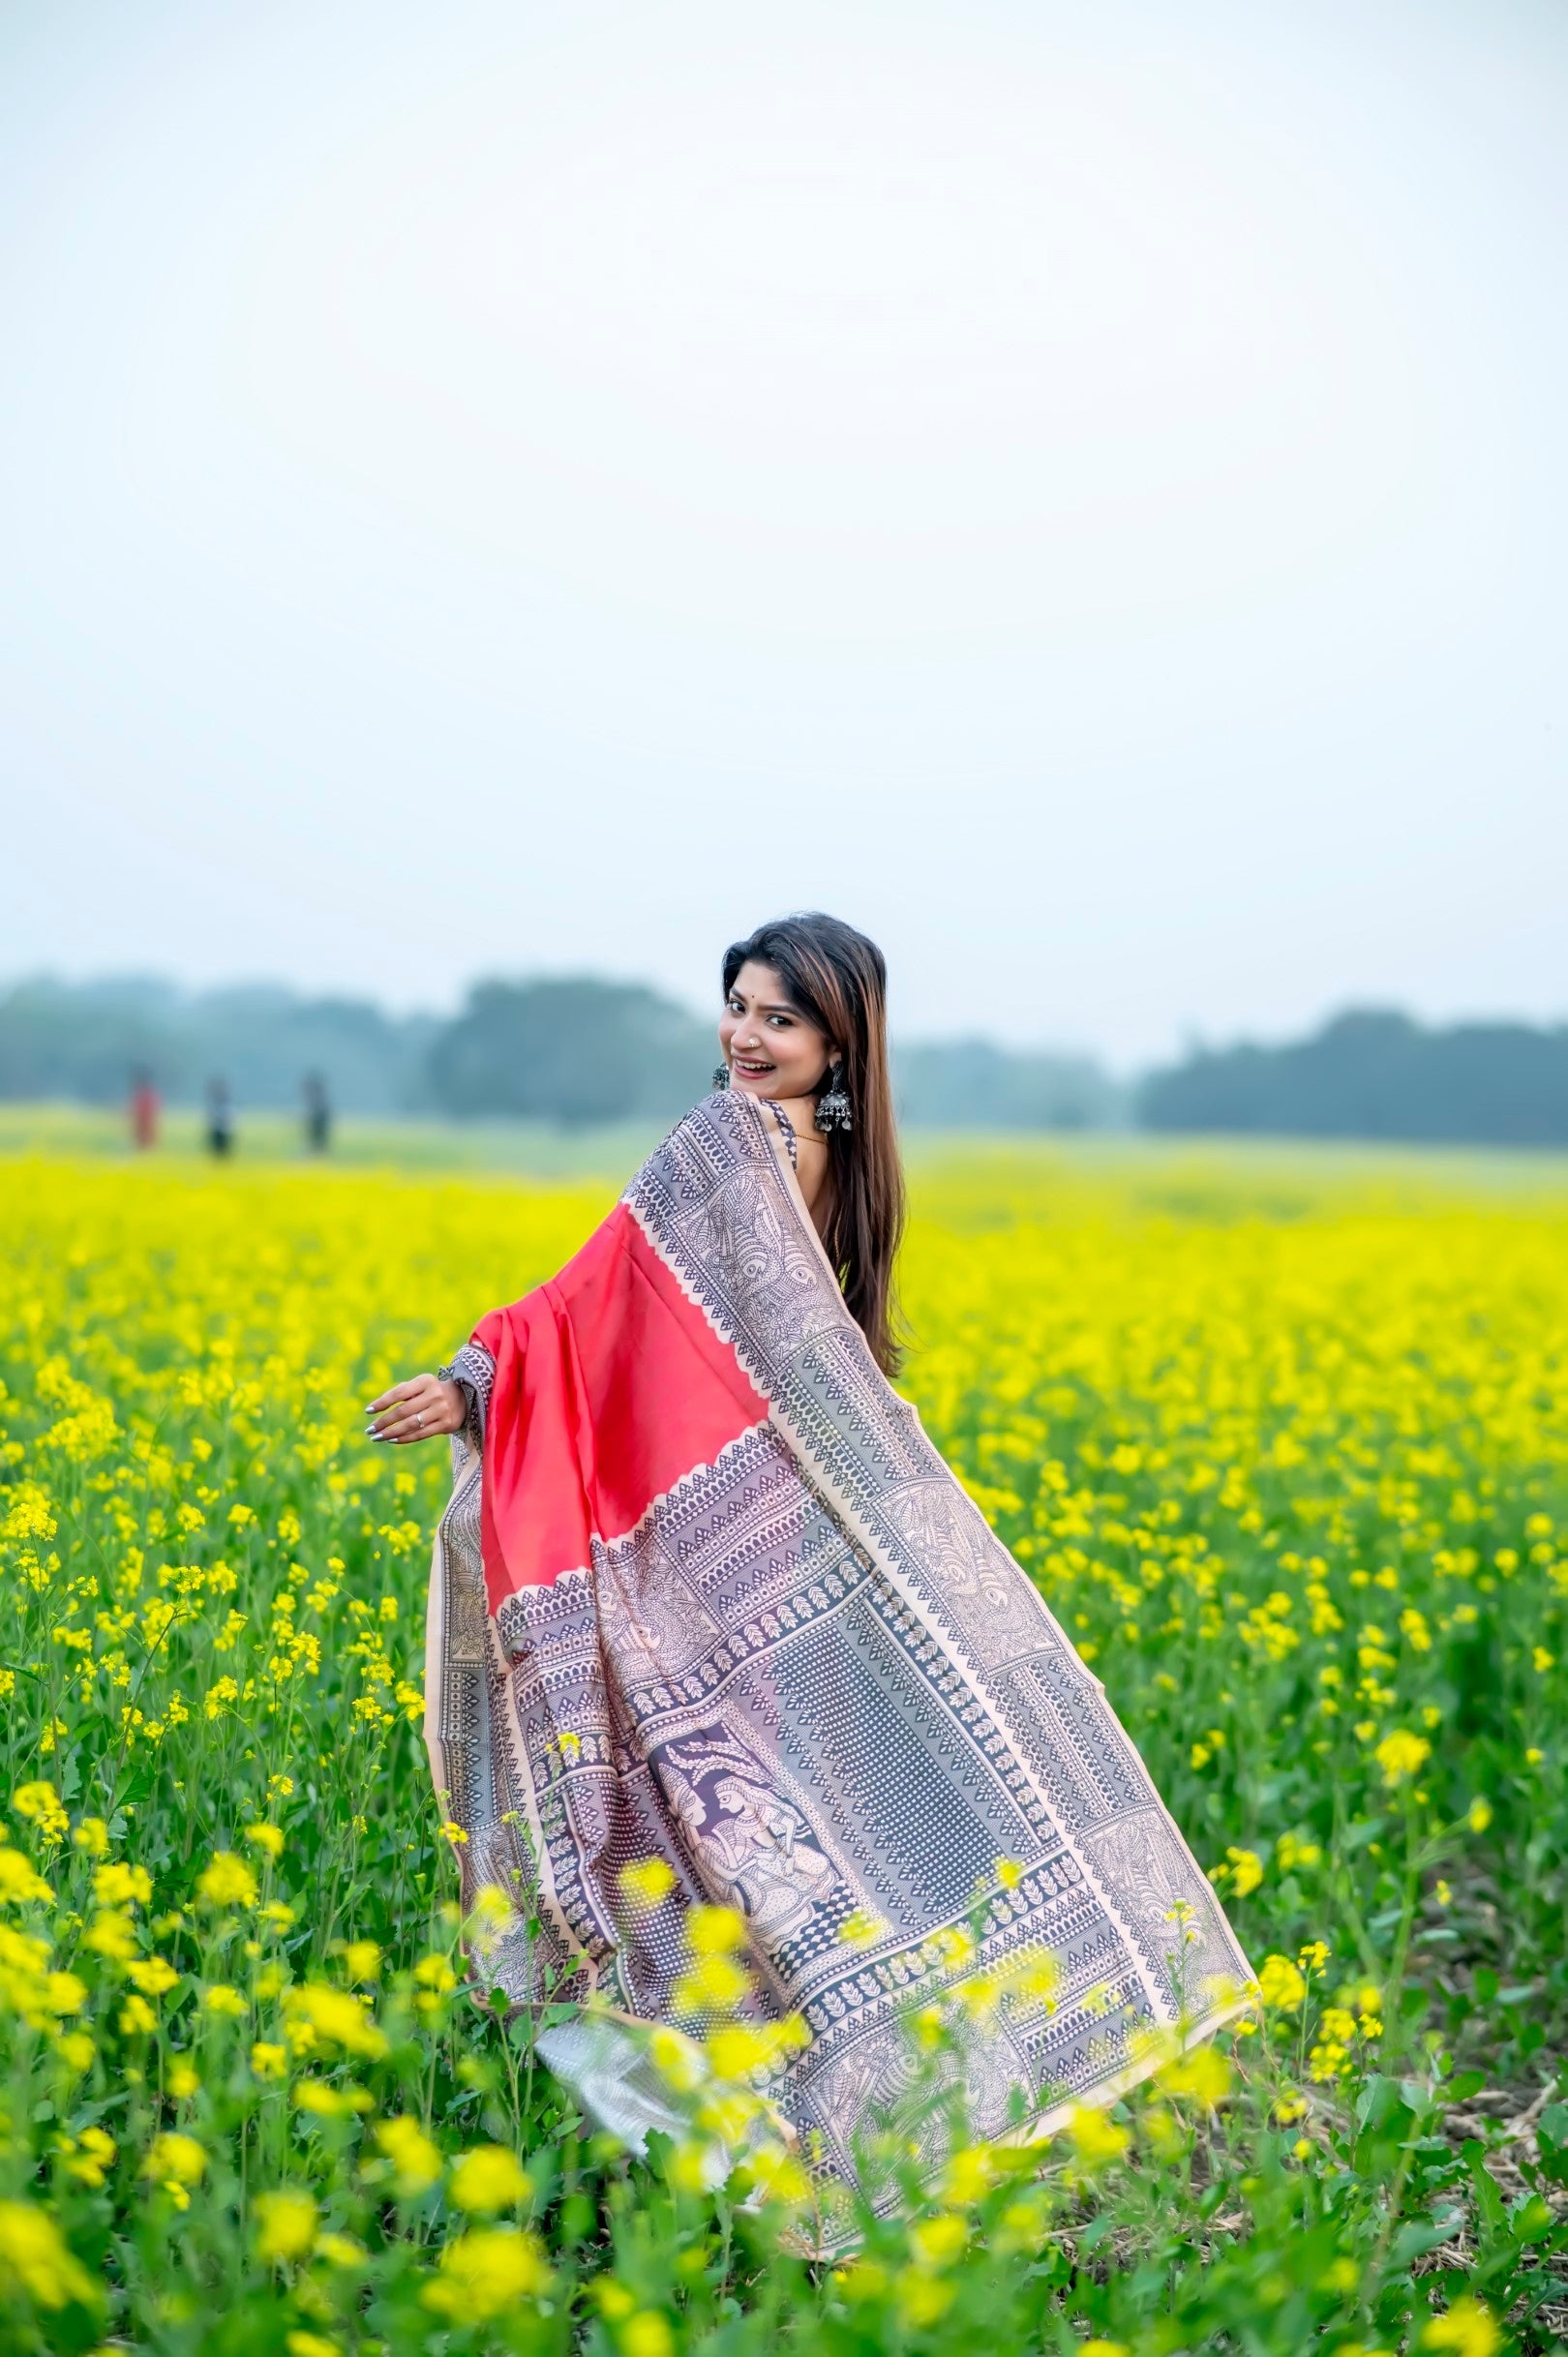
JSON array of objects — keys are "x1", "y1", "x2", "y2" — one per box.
[{"x1": 768, "y1": 1100, "x2": 799, "y2": 1170}]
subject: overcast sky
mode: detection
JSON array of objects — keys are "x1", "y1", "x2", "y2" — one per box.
[{"x1": 2, "y1": 0, "x2": 1563, "y2": 1068}]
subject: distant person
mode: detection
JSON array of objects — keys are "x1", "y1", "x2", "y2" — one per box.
[
  {"x1": 302, "y1": 1071, "x2": 332, "y2": 1155},
  {"x1": 129, "y1": 1066, "x2": 160, "y2": 1151},
  {"x1": 205, "y1": 1076, "x2": 234, "y2": 1159}
]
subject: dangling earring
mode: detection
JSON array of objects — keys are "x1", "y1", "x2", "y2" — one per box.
[
  {"x1": 815, "y1": 1059, "x2": 852, "y2": 1133},
  {"x1": 711, "y1": 1062, "x2": 730, "y2": 1090}
]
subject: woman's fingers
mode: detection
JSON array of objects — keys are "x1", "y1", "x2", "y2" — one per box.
[
  {"x1": 366, "y1": 1394, "x2": 421, "y2": 1432},
  {"x1": 373, "y1": 1402, "x2": 429, "y2": 1433},
  {"x1": 368, "y1": 1395, "x2": 422, "y2": 1433},
  {"x1": 363, "y1": 1373, "x2": 467, "y2": 1444},
  {"x1": 365, "y1": 1375, "x2": 440, "y2": 1441}
]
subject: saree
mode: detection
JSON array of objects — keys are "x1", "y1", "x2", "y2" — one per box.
[{"x1": 424, "y1": 1088, "x2": 1251, "y2": 2190}]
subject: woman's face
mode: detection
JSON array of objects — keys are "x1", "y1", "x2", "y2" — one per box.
[{"x1": 719, "y1": 959, "x2": 837, "y2": 1101}]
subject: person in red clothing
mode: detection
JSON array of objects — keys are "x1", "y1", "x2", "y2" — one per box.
[{"x1": 129, "y1": 1067, "x2": 160, "y2": 1151}]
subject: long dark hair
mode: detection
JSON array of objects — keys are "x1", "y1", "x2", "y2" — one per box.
[{"x1": 722, "y1": 912, "x2": 908, "y2": 1380}]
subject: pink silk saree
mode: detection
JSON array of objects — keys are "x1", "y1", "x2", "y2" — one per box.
[{"x1": 424, "y1": 1088, "x2": 1251, "y2": 2182}]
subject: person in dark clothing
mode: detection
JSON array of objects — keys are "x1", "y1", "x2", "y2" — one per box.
[
  {"x1": 303, "y1": 1072, "x2": 332, "y2": 1156},
  {"x1": 205, "y1": 1076, "x2": 234, "y2": 1158}
]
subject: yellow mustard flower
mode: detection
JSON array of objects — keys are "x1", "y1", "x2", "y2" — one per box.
[
  {"x1": 374, "y1": 2115, "x2": 441, "y2": 2196},
  {"x1": 448, "y1": 2144, "x2": 532, "y2": 2214},
  {"x1": 1423, "y1": 2296, "x2": 1501, "y2": 2357},
  {"x1": 1374, "y1": 1731, "x2": 1432, "y2": 1788},
  {"x1": 0, "y1": 1850, "x2": 54, "y2": 1906},
  {"x1": 142, "y1": 2132, "x2": 205, "y2": 2193},
  {"x1": 0, "y1": 2200, "x2": 98, "y2": 2311},
  {"x1": 196, "y1": 1853, "x2": 258, "y2": 1910},
  {"x1": 255, "y1": 2187, "x2": 318, "y2": 2262},
  {"x1": 420, "y1": 2226, "x2": 552, "y2": 2319},
  {"x1": 1067, "y1": 2104, "x2": 1129, "y2": 2169}
]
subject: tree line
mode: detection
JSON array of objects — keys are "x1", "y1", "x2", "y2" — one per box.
[
  {"x1": 3, "y1": 977, "x2": 1564, "y2": 1143},
  {"x1": 1137, "y1": 1008, "x2": 1568, "y2": 1147},
  {"x1": 0, "y1": 975, "x2": 1123, "y2": 1132}
]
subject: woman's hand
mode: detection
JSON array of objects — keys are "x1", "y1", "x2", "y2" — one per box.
[{"x1": 364, "y1": 1374, "x2": 466, "y2": 1445}]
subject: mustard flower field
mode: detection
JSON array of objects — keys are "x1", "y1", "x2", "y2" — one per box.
[{"x1": 4, "y1": 1140, "x2": 1568, "y2": 2356}]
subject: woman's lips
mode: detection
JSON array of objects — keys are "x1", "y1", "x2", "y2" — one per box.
[{"x1": 734, "y1": 1058, "x2": 774, "y2": 1074}]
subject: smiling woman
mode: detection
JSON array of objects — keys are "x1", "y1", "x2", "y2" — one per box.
[
  {"x1": 364, "y1": 912, "x2": 1251, "y2": 2238},
  {"x1": 714, "y1": 913, "x2": 904, "y2": 1375}
]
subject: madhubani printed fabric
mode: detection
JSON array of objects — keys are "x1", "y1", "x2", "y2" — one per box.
[{"x1": 424, "y1": 1089, "x2": 1251, "y2": 2188}]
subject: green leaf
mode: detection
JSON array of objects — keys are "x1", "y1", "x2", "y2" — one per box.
[
  {"x1": 1388, "y1": 2217, "x2": 1464, "y2": 2268},
  {"x1": 1465, "y1": 2143, "x2": 1509, "y2": 2237},
  {"x1": 1342, "y1": 1816, "x2": 1388, "y2": 1854},
  {"x1": 1513, "y1": 2195, "x2": 1553, "y2": 2245}
]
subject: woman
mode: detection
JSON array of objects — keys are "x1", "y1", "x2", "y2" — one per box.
[{"x1": 368, "y1": 912, "x2": 1250, "y2": 2198}]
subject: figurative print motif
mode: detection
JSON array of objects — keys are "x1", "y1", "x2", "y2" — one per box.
[{"x1": 655, "y1": 1726, "x2": 843, "y2": 1943}]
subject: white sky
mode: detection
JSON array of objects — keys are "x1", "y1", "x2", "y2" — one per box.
[{"x1": 2, "y1": 0, "x2": 1563, "y2": 1068}]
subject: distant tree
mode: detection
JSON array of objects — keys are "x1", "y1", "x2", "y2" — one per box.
[
  {"x1": 426, "y1": 977, "x2": 712, "y2": 1127},
  {"x1": 0, "y1": 977, "x2": 433, "y2": 1110},
  {"x1": 891, "y1": 1037, "x2": 1126, "y2": 1130},
  {"x1": 0, "y1": 979, "x2": 176, "y2": 1102},
  {"x1": 1138, "y1": 1008, "x2": 1568, "y2": 1145}
]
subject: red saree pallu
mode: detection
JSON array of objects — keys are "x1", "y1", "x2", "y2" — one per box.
[{"x1": 424, "y1": 1088, "x2": 1251, "y2": 2187}]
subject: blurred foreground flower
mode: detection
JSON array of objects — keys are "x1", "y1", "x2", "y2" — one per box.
[
  {"x1": 142, "y1": 2133, "x2": 205, "y2": 2206},
  {"x1": 1066, "y1": 2103, "x2": 1129, "y2": 2175},
  {"x1": 375, "y1": 2116, "x2": 441, "y2": 2197},
  {"x1": 255, "y1": 2188, "x2": 317, "y2": 2263},
  {"x1": 1256, "y1": 1953, "x2": 1307, "y2": 2009},
  {"x1": 618, "y1": 1857, "x2": 677, "y2": 1911},
  {"x1": 284, "y1": 1981, "x2": 387, "y2": 2060},
  {"x1": 0, "y1": 2200, "x2": 98, "y2": 2311},
  {"x1": 0, "y1": 1849, "x2": 53, "y2": 1905},
  {"x1": 1158, "y1": 2043, "x2": 1232, "y2": 2106},
  {"x1": 1374, "y1": 1730, "x2": 1431, "y2": 1788},
  {"x1": 449, "y1": 2144, "x2": 531, "y2": 2214},
  {"x1": 421, "y1": 2226, "x2": 552, "y2": 2319},
  {"x1": 1423, "y1": 2296, "x2": 1502, "y2": 2357},
  {"x1": 196, "y1": 1852, "x2": 257, "y2": 1909}
]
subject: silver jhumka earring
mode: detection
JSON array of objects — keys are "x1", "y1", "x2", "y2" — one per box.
[
  {"x1": 815, "y1": 1059, "x2": 853, "y2": 1133},
  {"x1": 711, "y1": 1063, "x2": 730, "y2": 1089}
]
